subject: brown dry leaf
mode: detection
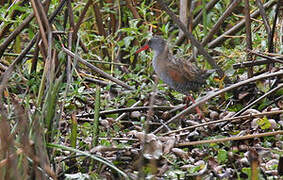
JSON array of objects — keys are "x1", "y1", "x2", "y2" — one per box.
[
  {"x1": 161, "y1": 111, "x2": 171, "y2": 119},
  {"x1": 209, "y1": 110, "x2": 219, "y2": 120},
  {"x1": 180, "y1": 164, "x2": 194, "y2": 170},
  {"x1": 130, "y1": 111, "x2": 141, "y2": 118},
  {"x1": 171, "y1": 148, "x2": 188, "y2": 160},
  {"x1": 143, "y1": 138, "x2": 163, "y2": 160},
  {"x1": 90, "y1": 145, "x2": 117, "y2": 153},
  {"x1": 128, "y1": 130, "x2": 143, "y2": 139},
  {"x1": 132, "y1": 131, "x2": 157, "y2": 143},
  {"x1": 242, "y1": 109, "x2": 260, "y2": 115},
  {"x1": 208, "y1": 157, "x2": 222, "y2": 174},
  {"x1": 239, "y1": 144, "x2": 249, "y2": 151},
  {"x1": 145, "y1": 133, "x2": 158, "y2": 143},
  {"x1": 238, "y1": 91, "x2": 250, "y2": 100},
  {"x1": 277, "y1": 100, "x2": 283, "y2": 109},
  {"x1": 251, "y1": 118, "x2": 261, "y2": 129},
  {"x1": 163, "y1": 137, "x2": 176, "y2": 155},
  {"x1": 157, "y1": 163, "x2": 169, "y2": 176},
  {"x1": 219, "y1": 111, "x2": 236, "y2": 119},
  {"x1": 268, "y1": 119, "x2": 278, "y2": 129},
  {"x1": 128, "y1": 131, "x2": 163, "y2": 159},
  {"x1": 100, "y1": 119, "x2": 110, "y2": 128}
]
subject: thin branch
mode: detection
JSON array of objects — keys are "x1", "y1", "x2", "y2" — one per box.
[
  {"x1": 0, "y1": 0, "x2": 67, "y2": 97},
  {"x1": 30, "y1": 36, "x2": 41, "y2": 73},
  {"x1": 233, "y1": 83, "x2": 283, "y2": 117},
  {"x1": 93, "y1": 2, "x2": 106, "y2": 36},
  {"x1": 67, "y1": 0, "x2": 75, "y2": 29},
  {"x1": 178, "y1": 0, "x2": 188, "y2": 38},
  {"x1": 125, "y1": 0, "x2": 140, "y2": 19},
  {"x1": 176, "y1": 131, "x2": 283, "y2": 147},
  {"x1": 35, "y1": 0, "x2": 52, "y2": 33},
  {"x1": 115, "y1": 100, "x2": 141, "y2": 122},
  {"x1": 67, "y1": 0, "x2": 89, "y2": 53},
  {"x1": 208, "y1": 0, "x2": 276, "y2": 48},
  {"x1": 73, "y1": 0, "x2": 93, "y2": 35},
  {"x1": 256, "y1": 0, "x2": 271, "y2": 35},
  {"x1": 233, "y1": 59, "x2": 278, "y2": 69},
  {"x1": 176, "y1": 0, "x2": 220, "y2": 45},
  {"x1": 93, "y1": 2, "x2": 109, "y2": 57},
  {"x1": 98, "y1": 137, "x2": 138, "y2": 142},
  {"x1": 31, "y1": 0, "x2": 49, "y2": 50},
  {"x1": 244, "y1": 0, "x2": 253, "y2": 77},
  {"x1": 269, "y1": 0, "x2": 281, "y2": 54},
  {"x1": 248, "y1": 50, "x2": 283, "y2": 64},
  {"x1": 0, "y1": 0, "x2": 48, "y2": 59},
  {"x1": 74, "y1": 106, "x2": 174, "y2": 118},
  {"x1": 192, "y1": 0, "x2": 219, "y2": 29},
  {"x1": 201, "y1": 0, "x2": 241, "y2": 46},
  {"x1": 0, "y1": 0, "x2": 29, "y2": 38},
  {"x1": 162, "y1": 110, "x2": 283, "y2": 136},
  {"x1": 233, "y1": 50, "x2": 283, "y2": 69},
  {"x1": 83, "y1": 77, "x2": 109, "y2": 87},
  {"x1": 100, "y1": 106, "x2": 173, "y2": 115},
  {"x1": 62, "y1": 47, "x2": 133, "y2": 90}
]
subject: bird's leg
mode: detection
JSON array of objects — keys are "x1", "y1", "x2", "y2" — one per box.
[{"x1": 185, "y1": 95, "x2": 203, "y2": 119}]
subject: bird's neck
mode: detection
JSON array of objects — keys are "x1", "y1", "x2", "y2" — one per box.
[
  {"x1": 153, "y1": 50, "x2": 162, "y2": 59},
  {"x1": 152, "y1": 48, "x2": 169, "y2": 76},
  {"x1": 153, "y1": 44, "x2": 168, "y2": 58}
]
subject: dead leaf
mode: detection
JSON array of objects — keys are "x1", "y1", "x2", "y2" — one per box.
[
  {"x1": 163, "y1": 137, "x2": 176, "y2": 154},
  {"x1": 171, "y1": 148, "x2": 188, "y2": 160}
]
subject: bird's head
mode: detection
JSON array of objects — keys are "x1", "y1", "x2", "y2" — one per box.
[{"x1": 136, "y1": 36, "x2": 166, "y2": 55}]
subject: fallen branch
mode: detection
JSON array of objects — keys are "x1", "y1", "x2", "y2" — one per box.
[
  {"x1": 233, "y1": 50, "x2": 283, "y2": 69},
  {"x1": 176, "y1": 130, "x2": 283, "y2": 147},
  {"x1": 162, "y1": 110, "x2": 283, "y2": 136},
  {"x1": 249, "y1": 50, "x2": 283, "y2": 64},
  {"x1": 76, "y1": 106, "x2": 175, "y2": 118},
  {"x1": 115, "y1": 100, "x2": 141, "y2": 122},
  {"x1": 62, "y1": 47, "x2": 133, "y2": 90},
  {"x1": 233, "y1": 58, "x2": 275, "y2": 69},
  {"x1": 233, "y1": 83, "x2": 283, "y2": 117}
]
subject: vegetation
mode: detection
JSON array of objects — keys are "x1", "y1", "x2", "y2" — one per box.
[{"x1": 0, "y1": 0, "x2": 282, "y2": 179}]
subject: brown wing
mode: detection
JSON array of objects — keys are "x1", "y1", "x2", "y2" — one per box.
[
  {"x1": 166, "y1": 56, "x2": 186, "y2": 83},
  {"x1": 167, "y1": 55, "x2": 204, "y2": 84},
  {"x1": 167, "y1": 66, "x2": 185, "y2": 83},
  {"x1": 182, "y1": 61, "x2": 202, "y2": 82}
]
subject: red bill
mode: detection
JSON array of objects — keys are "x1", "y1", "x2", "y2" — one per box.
[{"x1": 135, "y1": 44, "x2": 149, "y2": 54}]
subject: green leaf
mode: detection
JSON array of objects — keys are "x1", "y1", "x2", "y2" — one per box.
[
  {"x1": 217, "y1": 149, "x2": 228, "y2": 163},
  {"x1": 256, "y1": 81, "x2": 270, "y2": 93},
  {"x1": 256, "y1": 116, "x2": 271, "y2": 130},
  {"x1": 126, "y1": 99, "x2": 137, "y2": 107},
  {"x1": 242, "y1": 167, "x2": 251, "y2": 179},
  {"x1": 124, "y1": 36, "x2": 134, "y2": 48}
]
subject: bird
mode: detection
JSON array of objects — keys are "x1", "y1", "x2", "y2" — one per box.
[{"x1": 136, "y1": 36, "x2": 214, "y2": 117}]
